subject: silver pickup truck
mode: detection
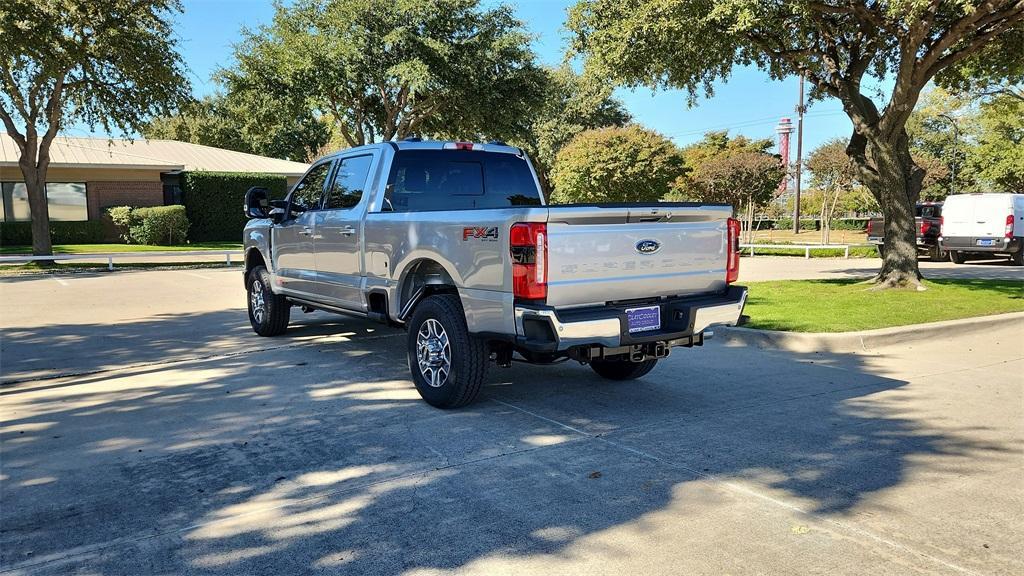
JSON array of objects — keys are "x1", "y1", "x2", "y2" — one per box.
[{"x1": 242, "y1": 140, "x2": 747, "y2": 408}]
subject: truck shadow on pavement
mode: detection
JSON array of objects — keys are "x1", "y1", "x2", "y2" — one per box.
[{"x1": 0, "y1": 313, "x2": 1016, "y2": 574}]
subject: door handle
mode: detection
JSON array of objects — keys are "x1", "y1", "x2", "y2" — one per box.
[
  {"x1": 299, "y1": 226, "x2": 313, "y2": 236},
  {"x1": 339, "y1": 226, "x2": 356, "y2": 236}
]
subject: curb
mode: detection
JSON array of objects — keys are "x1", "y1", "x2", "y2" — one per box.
[{"x1": 718, "y1": 311, "x2": 1024, "y2": 353}]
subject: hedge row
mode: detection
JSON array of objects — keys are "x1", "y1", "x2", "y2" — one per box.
[
  {"x1": 754, "y1": 218, "x2": 869, "y2": 231},
  {"x1": 182, "y1": 171, "x2": 289, "y2": 241},
  {"x1": 0, "y1": 221, "x2": 105, "y2": 245}
]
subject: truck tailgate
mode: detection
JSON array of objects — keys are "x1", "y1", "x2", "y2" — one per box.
[{"x1": 544, "y1": 205, "x2": 732, "y2": 308}]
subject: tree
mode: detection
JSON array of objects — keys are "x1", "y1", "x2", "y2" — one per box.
[
  {"x1": 668, "y1": 132, "x2": 784, "y2": 242},
  {"x1": 568, "y1": 0, "x2": 1024, "y2": 289},
  {"x1": 549, "y1": 125, "x2": 686, "y2": 204},
  {"x1": 143, "y1": 93, "x2": 331, "y2": 162},
  {"x1": 806, "y1": 138, "x2": 859, "y2": 243},
  {"x1": 222, "y1": 0, "x2": 546, "y2": 150},
  {"x1": 906, "y1": 87, "x2": 979, "y2": 196},
  {"x1": 0, "y1": 0, "x2": 190, "y2": 256},
  {"x1": 516, "y1": 66, "x2": 631, "y2": 196},
  {"x1": 968, "y1": 92, "x2": 1024, "y2": 190}
]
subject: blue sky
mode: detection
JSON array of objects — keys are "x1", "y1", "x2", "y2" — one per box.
[{"x1": 70, "y1": 0, "x2": 855, "y2": 156}]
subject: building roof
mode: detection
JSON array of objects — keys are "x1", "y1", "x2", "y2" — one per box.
[{"x1": 0, "y1": 133, "x2": 310, "y2": 176}]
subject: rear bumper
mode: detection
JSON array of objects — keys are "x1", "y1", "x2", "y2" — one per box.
[
  {"x1": 867, "y1": 236, "x2": 938, "y2": 247},
  {"x1": 513, "y1": 286, "x2": 748, "y2": 353},
  {"x1": 941, "y1": 236, "x2": 1020, "y2": 253}
]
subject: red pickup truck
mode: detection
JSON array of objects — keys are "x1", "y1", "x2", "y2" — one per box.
[{"x1": 866, "y1": 202, "x2": 945, "y2": 261}]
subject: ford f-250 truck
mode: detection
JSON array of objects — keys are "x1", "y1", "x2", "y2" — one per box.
[{"x1": 242, "y1": 140, "x2": 747, "y2": 408}]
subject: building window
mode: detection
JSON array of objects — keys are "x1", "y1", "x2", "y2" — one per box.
[{"x1": 1, "y1": 182, "x2": 88, "y2": 222}]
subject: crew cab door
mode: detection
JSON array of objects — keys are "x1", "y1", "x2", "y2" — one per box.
[
  {"x1": 272, "y1": 160, "x2": 332, "y2": 297},
  {"x1": 313, "y1": 153, "x2": 376, "y2": 309}
]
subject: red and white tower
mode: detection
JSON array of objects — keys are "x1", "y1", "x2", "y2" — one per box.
[{"x1": 775, "y1": 117, "x2": 794, "y2": 193}]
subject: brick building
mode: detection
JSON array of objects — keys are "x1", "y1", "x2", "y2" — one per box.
[{"x1": 0, "y1": 134, "x2": 309, "y2": 224}]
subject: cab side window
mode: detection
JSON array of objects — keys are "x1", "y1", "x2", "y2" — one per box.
[
  {"x1": 325, "y1": 155, "x2": 373, "y2": 210},
  {"x1": 291, "y1": 162, "x2": 332, "y2": 209}
]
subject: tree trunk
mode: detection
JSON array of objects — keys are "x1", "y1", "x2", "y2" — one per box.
[
  {"x1": 18, "y1": 159, "x2": 53, "y2": 256},
  {"x1": 850, "y1": 130, "x2": 924, "y2": 289}
]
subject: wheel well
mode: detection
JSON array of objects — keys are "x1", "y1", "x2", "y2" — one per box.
[
  {"x1": 368, "y1": 291, "x2": 388, "y2": 316},
  {"x1": 244, "y1": 249, "x2": 266, "y2": 284},
  {"x1": 398, "y1": 259, "x2": 458, "y2": 320}
]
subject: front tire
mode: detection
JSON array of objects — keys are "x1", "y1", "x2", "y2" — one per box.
[
  {"x1": 590, "y1": 358, "x2": 658, "y2": 381},
  {"x1": 247, "y1": 266, "x2": 290, "y2": 336},
  {"x1": 406, "y1": 294, "x2": 488, "y2": 408}
]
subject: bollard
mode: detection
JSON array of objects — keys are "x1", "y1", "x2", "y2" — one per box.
[{"x1": 108, "y1": 256, "x2": 114, "y2": 271}]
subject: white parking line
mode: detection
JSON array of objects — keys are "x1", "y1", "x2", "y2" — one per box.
[
  {"x1": 178, "y1": 270, "x2": 213, "y2": 280},
  {"x1": 51, "y1": 276, "x2": 69, "y2": 286}
]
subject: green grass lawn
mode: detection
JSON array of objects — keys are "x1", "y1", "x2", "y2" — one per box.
[
  {"x1": 0, "y1": 242, "x2": 240, "y2": 255},
  {"x1": 743, "y1": 279, "x2": 1024, "y2": 332}
]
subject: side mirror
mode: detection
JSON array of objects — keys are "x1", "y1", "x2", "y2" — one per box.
[{"x1": 244, "y1": 187, "x2": 270, "y2": 219}]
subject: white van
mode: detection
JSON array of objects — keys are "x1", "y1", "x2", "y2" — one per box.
[{"x1": 940, "y1": 193, "x2": 1024, "y2": 265}]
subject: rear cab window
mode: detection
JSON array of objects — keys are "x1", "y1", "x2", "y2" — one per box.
[{"x1": 383, "y1": 150, "x2": 542, "y2": 212}]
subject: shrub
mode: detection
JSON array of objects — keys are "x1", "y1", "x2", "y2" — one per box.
[
  {"x1": 181, "y1": 171, "x2": 289, "y2": 241},
  {"x1": 831, "y1": 218, "x2": 869, "y2": 230},
  {"x1": 549, "y1": 125, "x2": 685, "y2": 204},
  {"x1": 130, "y1": 206, "x2": 189, "y2": 245},
  {"x1": 105, "y1": 205, "x2": 189, "y2": 245},
  {"x1": 775, "y1": 218, "x2": 819, "y2": 231},
  {"x1": 0, "y1": 221, "x2": 105, "y2": 245},
  {"x1": 107, "y1": 206, "x2": 136, "y2": 243}
]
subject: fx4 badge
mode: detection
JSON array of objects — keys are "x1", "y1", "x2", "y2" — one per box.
[{"x1": 462, "y1": 226, "x2": 499, "y2": 241}]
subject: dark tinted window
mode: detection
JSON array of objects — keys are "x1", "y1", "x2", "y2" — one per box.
[
  {"x1": 917, "y1": 204, "x2": 941, "y2": 218},
  {"x1": 325, "y1": 155, "x2": 373, "y2": 210},
  {"x1": 291, "y1": 162, "x2": 332, "y2": 209},
  {"x1": 384, "y1": 150, "x2": 541, "y2": 212}
]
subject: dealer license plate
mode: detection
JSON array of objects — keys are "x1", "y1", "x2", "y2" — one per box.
[
  {"x1": 977, "y1": 239, "x2": 996, "y2": 246},
  {"x1": 626, "y1": 305, "x2": 661, "y2": 333}
]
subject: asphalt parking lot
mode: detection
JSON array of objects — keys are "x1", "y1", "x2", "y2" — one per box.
[{"x1": 1, "y1": 263, "x2": 1022, "y2": 575}]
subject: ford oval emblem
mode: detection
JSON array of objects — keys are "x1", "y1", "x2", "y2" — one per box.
[{"x1": 635, "y1": 239, "x2": 661, "y2": 255}]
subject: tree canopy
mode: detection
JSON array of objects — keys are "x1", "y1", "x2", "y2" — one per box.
[
  {"x1": 668, "y1": 131, "x2": 784, "y2": 240},
  {"x1": 516, "y1": 66, "x2": 631, "y2": 195},
  {"x1": 568, "y1": 0, "x2": 1024, "y2": 287},
  {"x1": 143, "y1": 93, "x2": 331, "y2": 162},
  {"x1": 222, "y1": 0, "x2": 546, "y2": 149},
  {"x1": 549, "y1": 125, "x2": 686, "y2": 204},
  {"x1": 0, "y1": 0, "x2": 190, "y2": 255}
]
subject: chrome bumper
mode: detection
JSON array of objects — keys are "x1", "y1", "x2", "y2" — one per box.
[{"x1": 514, "y1": 286, "x2": 748, "y2": 352}]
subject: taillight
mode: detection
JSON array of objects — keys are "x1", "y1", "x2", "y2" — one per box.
[
  {"x1": 920, "y1": 221, "x2": 931, "y2": 235},
  {"x1": 1006, "y1": 214, "x2": 1015, "y2": 238},
  {"x1": 510, "y1": 222, "x2": 547, "y2": 301},
  {"x1": 866, "y1": 220, "x2": 873, "y2": 234},
  {"x1": 726, "y1": 217, "x2": 740, "y2": 284},
  {"x1": 940, "y1": 216, "x2": 944, "y2": 237}
]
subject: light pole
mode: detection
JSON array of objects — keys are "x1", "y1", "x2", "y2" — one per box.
[
  {"x1": 793, "y1": 74, "x2": 806, "y2": 234},
  {"x1": 937, "y1": 113, "x2": 959, "y2": 196}
]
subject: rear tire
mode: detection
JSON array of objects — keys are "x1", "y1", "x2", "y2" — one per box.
[
  {"x1": 247, "y1": 266, "x2": 290, "y2": 336},
  {"x1": 1011, "y1": 245, "x2": 1024, "y2": 266},
  {"x1": 406, "y1": 294, "x2": 488, "y2": 408},
  {"x1": 590, "y1": 358, "x2": 658, "y2": 381},
  {"x1": 949, "y1": 251, "x2": 967, "y2": 264},
  {"x1": 928, "y1": 244, "x2": 946, "y2": 262},
  {"x1": 875, "y1": 245, "x2": 885, "y2": 258}
]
